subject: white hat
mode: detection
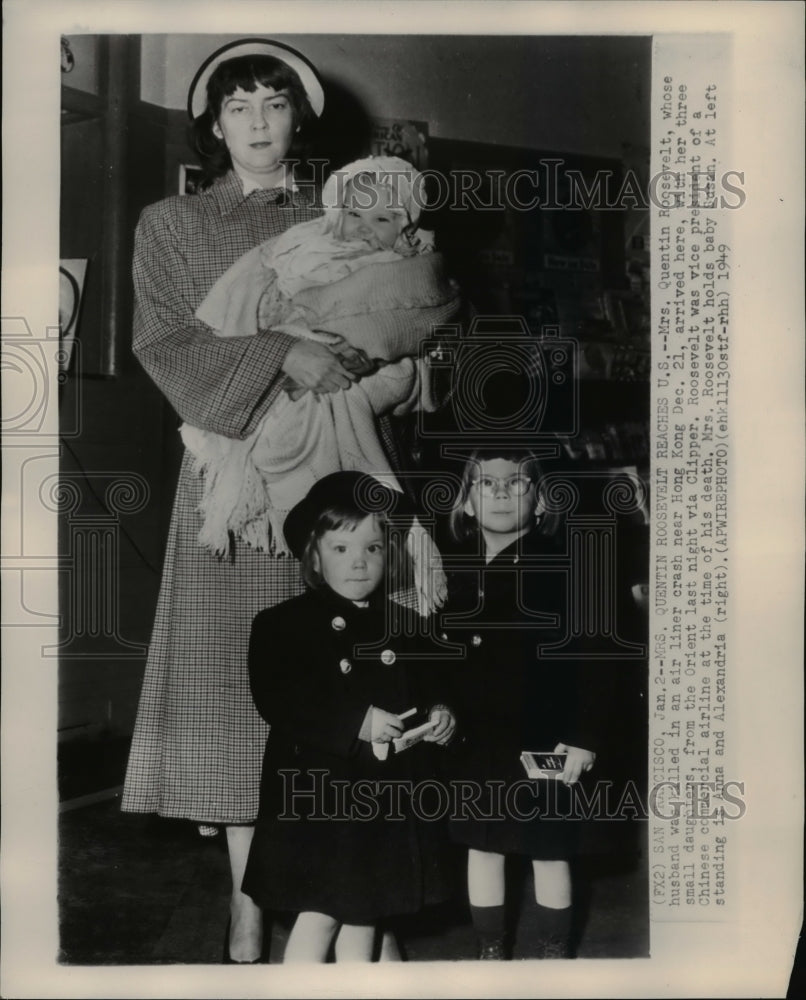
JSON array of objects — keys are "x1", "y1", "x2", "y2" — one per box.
[{"x1": 187, "y1": 38, "x2": 325, "y2": 120}]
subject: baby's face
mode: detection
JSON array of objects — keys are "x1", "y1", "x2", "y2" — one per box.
[{"x1": 340, "y1": 180, "x2": 406, "y2": 249}]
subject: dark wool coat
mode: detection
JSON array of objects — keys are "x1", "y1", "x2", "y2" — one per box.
[
  {"x1": 242, "y1": 587, "x2": 455, "y2": 924},
  {"x1": 439, "y1": 525, "x2": 604, "y2": 859}
]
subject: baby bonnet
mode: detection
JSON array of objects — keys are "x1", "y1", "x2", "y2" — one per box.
[{"x1": 321, "y1": 155, "x2": 428, "y2": 232}]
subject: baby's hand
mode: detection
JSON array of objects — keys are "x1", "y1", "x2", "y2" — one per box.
[
  {"x1": 423, "y1": 705, "x2": 456, "y2": 745},
  {"x1": 554, "y1": 743, "x2": 596, "y2": 786}
]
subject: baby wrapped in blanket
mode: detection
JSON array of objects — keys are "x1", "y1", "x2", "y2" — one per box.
[{"x1": 181, "y1": 157, "x2": 459, "y2": 608}]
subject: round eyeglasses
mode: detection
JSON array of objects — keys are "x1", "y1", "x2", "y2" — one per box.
[{"x1": 470, "y1": 475, "x2": 534, "y2": 497}]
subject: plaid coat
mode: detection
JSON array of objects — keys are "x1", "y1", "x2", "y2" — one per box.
[{"x1": 122, "y1": 172, "x2": 331, "y2": 825}]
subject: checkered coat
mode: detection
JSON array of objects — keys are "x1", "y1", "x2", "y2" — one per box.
[{"x1": 122, "y1": 172, "x2": 341, "y2": 825}]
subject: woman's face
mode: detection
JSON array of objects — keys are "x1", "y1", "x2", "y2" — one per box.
[
  {"x1": 466, "y1": 458, "x2": 537, "y2": 536},
  {"x1": 212, "y1": 84, "x2": 296, "y2": 187},
  {"x1": 313, "y1": 515, "x2": 387, "y2": 603}
]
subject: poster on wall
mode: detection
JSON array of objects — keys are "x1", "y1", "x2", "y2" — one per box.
[
  {"x1": 369, "y1": 118, "x2": 429, "y2": 169},
  {"x1": 178, "y1": 163, "x2": 204, "y2": 195},
  {"x1": 58, "y1": 258, "x2": 87, "y2": 372}
]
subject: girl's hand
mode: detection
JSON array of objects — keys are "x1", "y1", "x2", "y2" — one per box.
[
  {"x1": 369, "y1": 708, "x2": 405, "y2": 743},
  {"x1": 424, "y1": 705, "x2": 456, "y2": 745},
  {"x1": 554, "y1": 743, "x2": 596, "y2": 786}
]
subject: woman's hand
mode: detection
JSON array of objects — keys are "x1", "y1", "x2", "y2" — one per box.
[
  {"x1": 281, "y1": 340, "x2": 356, "y2": 395},
  {"x1": 326, "y1": 334, "x2": 377, "y2": 378},
  {"x1": 424, "y1": 705, "x2": 456, "y2": 745},
  {"x1": 554, "y1": 742, "x2": 596, "y2": 786}
]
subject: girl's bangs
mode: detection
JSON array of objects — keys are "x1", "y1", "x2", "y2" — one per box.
[{"x1": 318, "y1": 507, "x2": 388, "y2": 536}]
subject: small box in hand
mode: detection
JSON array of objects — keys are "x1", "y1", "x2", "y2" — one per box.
[
  {"x1": 393, "y1": 708, "x2": 438, "y2": 753},
  {"x1": 520, "y1": 751, "x2": 567, "y2": 779}
]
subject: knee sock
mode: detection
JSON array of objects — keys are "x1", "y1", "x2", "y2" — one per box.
[
  {"x1": 534, "y1": 903, "x2": 572, "y2": 956},
  {"x1": 470, "y1": 904, "x2": 506, "y2": 944}
]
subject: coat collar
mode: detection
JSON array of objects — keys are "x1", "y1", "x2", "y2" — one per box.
[
  {"x1": 478, "y1": 523, "x2": 554, "y2": 565},
  {"x1": 309, "y1": 585, "x2": 388, "y2": 618},
  {"x1": 204, "y1": 169, "x2": 317, "y2": 217}
]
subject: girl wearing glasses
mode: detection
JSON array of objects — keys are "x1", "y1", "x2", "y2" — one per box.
[{"x1": 441, "y1": 448, "x2": 597, "y2": 960}]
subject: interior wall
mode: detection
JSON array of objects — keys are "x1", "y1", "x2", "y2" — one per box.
[
  {"x1": 60, "y1": 32, "x2": 651, "y2": 752},
  {"x1": 140, "y1": 33, "x2": 650, "y2": 159}
]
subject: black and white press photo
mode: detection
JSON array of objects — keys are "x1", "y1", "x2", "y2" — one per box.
[{"x1": 2, "y1": 3, "x2": 803, "y2": 999}]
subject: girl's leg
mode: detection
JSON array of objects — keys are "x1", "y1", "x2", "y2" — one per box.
[
  {"x1": 225, "y1": 825, "x2": 262, "y2": 962},
  {"x1": 531, "y1": 859, "x2": 573, "y2": 958},
  {"x1": 468, "y1": 848, "x2": 506, "y2": 905},
  {"x1": 378, "y1": 929, "x2": 402, "y2": 961},
  {"x1": 467, "y1": 849, "x2": 507, "y2": 959},
  {"x1": 333, "y1": 923, "x2": 376, "y2": 962},
  {"x1": 283, "y1": 911, "x2": 340, "y2": 963}
]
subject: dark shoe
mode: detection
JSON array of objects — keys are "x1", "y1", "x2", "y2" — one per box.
[
  {"x1": 535, "y1": 935, "x2": 570, "y2": 959},
  {"x1": 223, "y1": 917, "x2": 261, "y2": 965},
  {"x1": 478, "y1": 938, "x2": 507, "y2": 960},
  {"x1": 260, "y1": 919, "x2": 272, "y2": 963}
]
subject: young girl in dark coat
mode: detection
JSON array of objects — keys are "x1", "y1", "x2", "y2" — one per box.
[
  {"x1": 441, "y1": 448, "x2": 597, "y2": 960},
  {"x1": 243, "y1": 471, "x2": 456, "y2": 962}
]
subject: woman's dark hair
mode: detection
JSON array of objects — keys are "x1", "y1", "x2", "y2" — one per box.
[
  {"x1": 447, "y1": 447, "x2": 560, "y2": 543},
  {"x1": 191, "y1": 54, "x2": 316, "y2": 187},
  {"x1": 299, "y1": 506, "x2": 411, "y2": 594}
]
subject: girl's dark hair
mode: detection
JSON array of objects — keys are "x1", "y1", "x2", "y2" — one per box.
[
  {"x1": 299, "y1": 507, "x2": 411, "y2": 593},
  {"x1": 190, "y1": 54, "x2": 316, "y2": 188},
  {"x1": 448, "y1": 447, "x2": 559, "y2": 543}
]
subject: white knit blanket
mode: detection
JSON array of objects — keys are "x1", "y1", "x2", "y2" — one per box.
[{"x1": 181, "y1": 252, "x2": 459, "y2": 612}]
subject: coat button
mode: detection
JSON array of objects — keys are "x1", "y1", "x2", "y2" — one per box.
[
  {"x1": 331, "y1": 616, "x2": 346, "y2": 631},
  {"x1": 471, "y1": 634, "x2": 483, "y2": 647},
  {"x1": 478, "y1": 589, "x2": 485, "y2": 599},
  {"x1": 513, "y1": 556, "x2": 519, "y2": 564},
  {"x1": 440, "y1": 632, "x2": 449, "y2": 641},
  {"x1": 380, "y1": 649, "x2": 396, "y2": 666},
  {"x1": 339, "y1": 658, "x2": 352, "y2": 674}
]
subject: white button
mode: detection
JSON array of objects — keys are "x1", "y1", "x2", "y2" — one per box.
[
  {"x1": 380, "y1": 649, "x2": 396, "y2": 666},
  {"x1": 478, "y1": 589, "x2": 485, "y2": 599},
  {"x1": 339, "y1": 658, "x2": 352, "y2": 674},
  {"x1": 331, "y1": 616, "x2": 346, "y2": 631},
  {"x1": 471, "y1": 635, "x2": 483, "y2": 647},
  {"x1": 440, "y1": 632, "x2": 449, "y2": 641},
  {"x1": 513, "y1": 556, "x2": 519, "y2": 565}
]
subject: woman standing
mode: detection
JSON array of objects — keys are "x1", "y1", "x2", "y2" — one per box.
[{"x1": 121, "y1": 39, "x2": 371, "y2": 963}]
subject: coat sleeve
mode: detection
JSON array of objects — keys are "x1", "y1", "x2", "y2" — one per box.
[
  {"x1": 403, "y1": 619, "x2": 459, "y2": 721},
  {"x1": 249, "y1": 606, "x2": 371, "y2": 759},
  {"x1": 543, "y1": 657, "x2": 602, "y2": 754},
  {"x1": 131, "y1": 201, "x2": 298, "y2": 439}
]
